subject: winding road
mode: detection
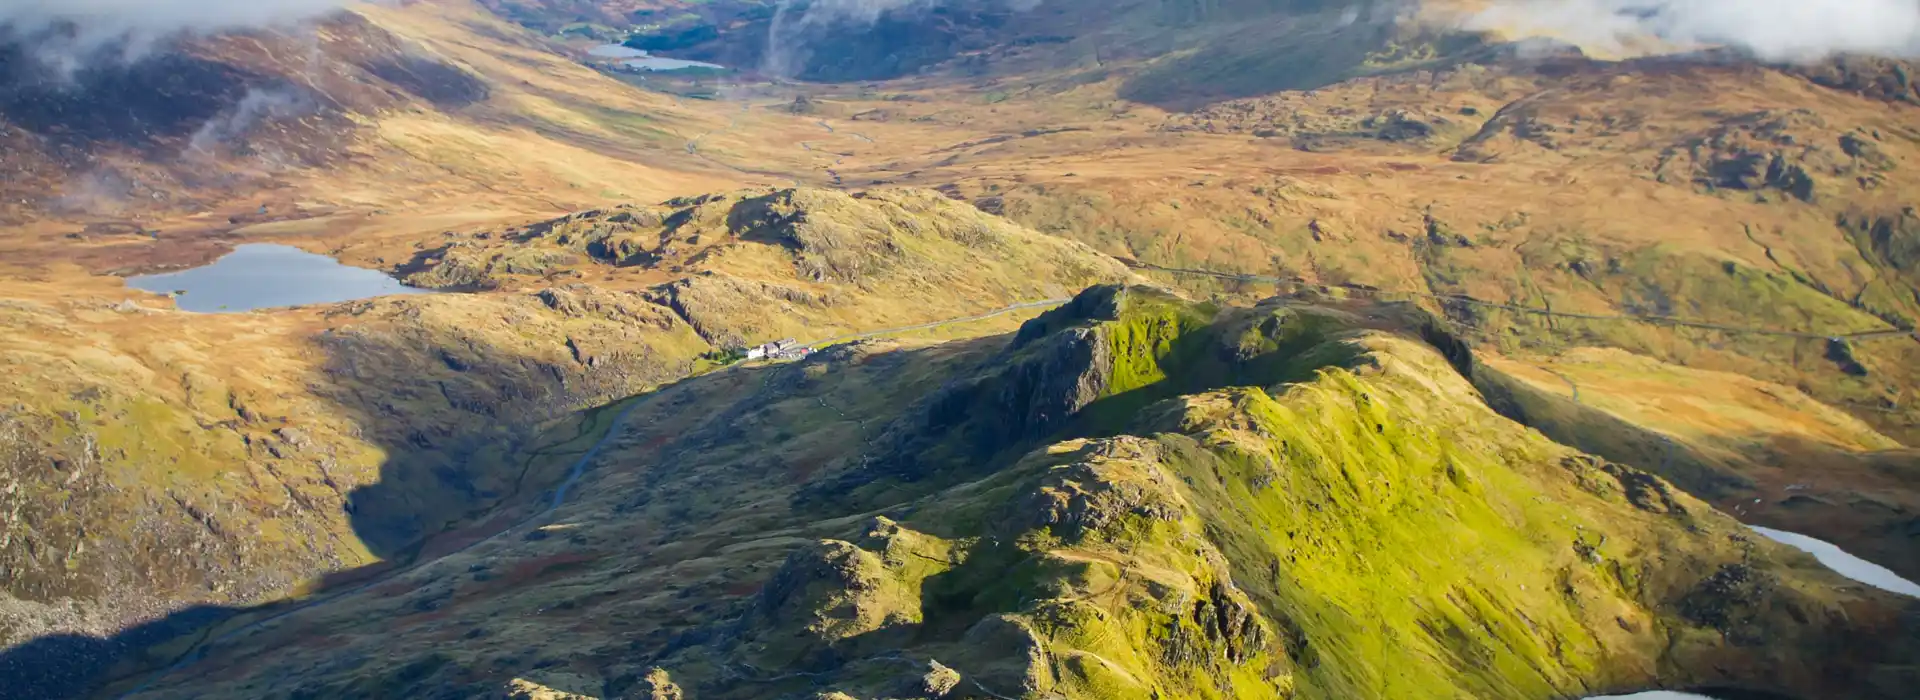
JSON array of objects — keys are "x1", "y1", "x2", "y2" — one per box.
[{"x1": 110, "y1": 297, "x2": 1067, "y2": 698}]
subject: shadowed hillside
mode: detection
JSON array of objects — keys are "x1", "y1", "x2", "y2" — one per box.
[
  {"x1": 104, "y1": 286, "x2": 1920, "y2": 699},
  {"x1": 0, "y1": 186, "x2": 1131, "y2": 698}
]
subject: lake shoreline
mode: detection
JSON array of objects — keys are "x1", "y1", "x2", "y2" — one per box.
[{"x1": 125, "y1": 243, "x2": 432, "y2": 313}]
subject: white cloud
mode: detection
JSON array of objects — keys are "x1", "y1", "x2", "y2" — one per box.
[
  {"x1": 765, "y1": 0, "x2": 933, "y2": 77},
  {"x1": 0, "y1": 0, "x2": 349, "y2": 73},
  {"x1": 1460, "y1": 0, "x2": 1920, "y2": 61},
  {"x1": 761, "y1": 0, "x2": 1040, "y2": 77},
  {"x1": 187, "y1": 85, "x2": 318, "y2": 153}
]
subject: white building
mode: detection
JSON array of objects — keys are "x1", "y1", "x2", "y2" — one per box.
[{"x1": 745, "y1": 338, "x2": 808, "y2": 360}]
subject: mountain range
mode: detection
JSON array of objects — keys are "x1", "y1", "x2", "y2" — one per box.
[{"x1": 0, "y1": 1, "x2": 1917, "y2": 698}]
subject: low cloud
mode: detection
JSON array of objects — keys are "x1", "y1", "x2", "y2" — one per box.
[
  {"x1": 766, "y1": 0, "x2": 924, "y2": 77},
  {"x1": 187, "y1": 85, "x2": 319, "y2": 154},
  {"x1": 0, "y1": 0, "x2": 349, "y2": 74},
  {"x1": 780, "y1": 0, "x2": 936, "y2": 28},
  {"x1": 763, "y1": 0, "x2": 1040, "y2": 77},
  {"x1": 1460, "y1": 0, "x2": 1920, "y2": 62}
]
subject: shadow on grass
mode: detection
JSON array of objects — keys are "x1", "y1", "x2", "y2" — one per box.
[
  {"x1": 0, "y1": 294, "x2": 701, "y2": 698},
  {"x1": 0, "y1": 605, "x2": 237, "y2": 700}
]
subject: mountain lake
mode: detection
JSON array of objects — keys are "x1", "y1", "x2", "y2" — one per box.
[{"x1": 126, "y1": 244, "x2": 430, "y2": 313}]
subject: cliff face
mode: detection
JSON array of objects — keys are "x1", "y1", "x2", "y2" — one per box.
[{"x1": 112, "y1": 285, "x2": 1919, "y2": 700}]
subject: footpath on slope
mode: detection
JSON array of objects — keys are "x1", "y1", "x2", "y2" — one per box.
[{"x1": 109, "y1": 297, "x2": 1068, "y2": 699}]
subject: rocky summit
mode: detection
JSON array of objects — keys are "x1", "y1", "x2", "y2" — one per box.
[{"x1": 2, "y1": 1, "x2": 1919, "y2": 699}]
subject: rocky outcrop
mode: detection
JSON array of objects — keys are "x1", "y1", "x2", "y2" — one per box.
[
  {"x1": 534, "y1": 285, "x2": 682, "y2": 328},
  {"x1": 637, "y1": 669, "x2": 683, "y2": 700},
  {"x1": 795, "y1": 286, "x2": 1171, "y2": 507},
  {"x1": 1014, "y1": 442, "x2": 1185, "y2": 543},
  {"x1": 946, "y1": 614, "x2": 1057, "y2": 696},
  {"x1": 648, "y1": 272, "x2": 838, "y2": 348},
  {"x1": 404, "y1": 244, "x2": 499, "y2": 290},
  {"x1": 1838, "y1": 207, "x2": 1920, "y2": 328},
  {"x1": 1653, "y1": 110, "x2": 1901, "y2": 203},
  {"x1": 1169, "y1": 97, "x2": 1456, "y2": 149},
  {"x1": 1793, "y1": 55, "x2": 1920, "y2": 105},
  {"x1": 403, "y1": 188, "x2": 1121, "y2": 294},
  {"x1": 802, "y1": 285, "x2": 1385, "y2": 508}
]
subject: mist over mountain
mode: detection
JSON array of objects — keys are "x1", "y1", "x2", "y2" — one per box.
[
  {"x1": 0, "y1": 0, "x2": 349, "y2": 74},
  {"x1": 763, "y1": 0, "x2": 1044, "y2": 77},
  {"x1": 1465, "y1": 0, "x2": 1920, "y2": 61}
]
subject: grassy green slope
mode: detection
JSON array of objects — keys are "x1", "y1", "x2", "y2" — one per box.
[
  {"x1": 750, "y1": 288, "x2": 1918, "y2": 699},
  {"x1": 668, "y1": 287, "x2": 1920, "y2": 699}
]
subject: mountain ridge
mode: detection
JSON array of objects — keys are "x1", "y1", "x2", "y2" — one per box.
[{"x1": 98, "y1": 284, "x2": 1920, "y2": 700}]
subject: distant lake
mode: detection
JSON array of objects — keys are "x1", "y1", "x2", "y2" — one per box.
[
  {"x1": 589, "y1": 43, "x2": 725, "y2": 72},
  {"x1": 588, "y1": 44, "x2": 648, "y2": 58},
  {"x1": 1751, "y1": 525, "x2": 1920, "y2": 597},
  {"x1": 127, "y1": 244, "x2": 430, "y2": 313},
  {"x1": 623, "y1": 56, "x2": 725, "y2": 71}
]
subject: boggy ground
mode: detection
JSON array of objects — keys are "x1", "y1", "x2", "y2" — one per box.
[{"x1": 106, "y1": 286, "x2": 1920, "y2": 699}]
